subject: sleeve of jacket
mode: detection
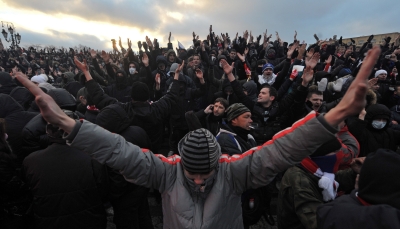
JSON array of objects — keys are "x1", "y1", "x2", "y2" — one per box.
[
  {"x1": 92, "y1": 57, "x2": 105, "y2": 78},
  {"x1": 151, "y1": 79, "x2": 180, "y2": 121},
  {"x1": 69, "y1": 120, "x2": 173, "y2": 193},
  {"x1": 345, "y1": 117, "x2": 366, "y2": 143},
  {"x1": 224, "y1": 112, "x2": 338, "y2": 194},
  {"x1": 85, "y1": 79, "x2": 118, "y2": 109}
]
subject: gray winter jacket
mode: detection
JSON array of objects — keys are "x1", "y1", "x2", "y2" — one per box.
[{"x1": 67, "y1": 111, "x2": 338, "y2": 229}]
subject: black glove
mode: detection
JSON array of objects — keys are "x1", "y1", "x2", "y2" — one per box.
[
  {"x1": 314, "y1": 34, "x2": 319, "y2": 41},
  {"x1": 350, "y1": 38, "x2": 355, "y2": 44},
  {"x1": 154, "y1": 39, "x2": 159, "y2": 49},
  {"x1": 137, "y1": 41, "x2": 142, "y2": 50},
  {"x1": 367, "y1": 35, "x2": 374, "y2": 43},
  {"x1": 339, "y1": 36, "x2": 342, "y2": 45},
  {"x1": 257, "y1": 35, "x2": 262, "y2": 43},
  {"x1": 385, "y1": 37, "x2": 392, "y2": 44},
  {"x1": 142, "y1": 42, "x2": 148, "y2": 51}
]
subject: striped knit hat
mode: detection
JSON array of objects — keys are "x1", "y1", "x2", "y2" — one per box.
[
  {"x1": 226, "y1": 103, "x2": 251, "y2": 122},
  {"x1": 178, "y1": 128, "x2": 221, "y2": 174}
]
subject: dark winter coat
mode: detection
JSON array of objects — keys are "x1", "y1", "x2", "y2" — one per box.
[
  {"x1": 347, "y1": 104, "x2": 400, "y2": 157},
  {"x1": 0, "y1": 94, "x2": 37, "y2": 163},
  {"x1": 23, "y1": 143, "x2": 107, "y2": 229},
  {"x1": 84, "y1": 79, "x2": 180, "y2": 152},
  {"x1": 0, "y1": 72, "x2": 17, "y2": 95},
  {"x1": 317, "y1": 190, "x2": 400, "y2": 229}
]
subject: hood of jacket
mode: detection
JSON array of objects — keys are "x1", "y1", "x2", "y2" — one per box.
[
  {"x1": 156, "y1": 55, "x2": 168, "y2": 66},
  {"x1": 0, "y1": 72, "x2": 17, "y2": 95},
  {"x1": 365, "y1": 104, "x2": 391, "y2": 130},
  {"x1": 96, "y1": 104, "x2": 132, "y2": 134},
  {"x1": 0, "y1": 93, "x2": 24, "y2": 118},
  {"x1": 9, "y1": 86, "x2": 35, "y2": 110},
  {"x1": 243, "y1": 80, "x2": 258, "y2": 102},
  {"x1": 47, "y1": 88, "x2": 77, "y2": 110}
]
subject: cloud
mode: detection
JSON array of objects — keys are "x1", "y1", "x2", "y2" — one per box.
[{"x1": 1, "y1": 0, "x2": 399, "y2": 52}]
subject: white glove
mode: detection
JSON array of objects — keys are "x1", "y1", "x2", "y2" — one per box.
[{"x1": 318, "y1": 172, "x2": 339, "y2": 202}]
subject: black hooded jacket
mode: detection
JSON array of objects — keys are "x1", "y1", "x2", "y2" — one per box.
[
  {"x1": 104, "y1": 70, "x2": 132, "y2": 103},
  {"x1": 84, "y1": 78, "x2": 180, "y2": 152},
  {"x1": 9, "y1": 86, "x2": 35, "y2": 110},
  {"x1": 347, "y1": 104, "x2": 400, "y2": 157},
  {"x1": 22, "y1": 89, "x2": 78, "y2": 154},
  {"x1": 0, "y1": 94, "x2": 37, "y2": 163}
]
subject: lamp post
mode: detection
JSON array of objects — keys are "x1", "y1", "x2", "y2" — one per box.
[{"x1": 1, "y1": 21, "x2": 21, "y2": 50}]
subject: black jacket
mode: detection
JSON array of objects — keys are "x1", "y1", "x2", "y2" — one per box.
[
  {"x1": 317, "y1": 190, "x2": 400, "y2": 229},
  {"x1": 0, "y1": 94, "x2": 37, "y2": 163},
  {"x1": 347, "y1": 104, "x2": 400, "y2": 157},
  {"x1": 23, "y1": 143, "x2": 107, "y2": 229},
  {"x1": 85, "y1": 79, "x2": 180, "y2": 151}
]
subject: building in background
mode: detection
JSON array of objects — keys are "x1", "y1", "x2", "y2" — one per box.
[{"x1": 342, "y1": 32, "x2": 400, "y2": 47}]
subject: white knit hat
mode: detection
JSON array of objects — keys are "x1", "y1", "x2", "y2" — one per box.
[{"x1": 375, "y1": 70, "x2": 387, "y2": 78}]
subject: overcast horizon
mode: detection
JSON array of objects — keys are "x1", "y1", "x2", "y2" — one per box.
[{"x1": 1, "y1": 0, "x2": 399, "y2": 52}]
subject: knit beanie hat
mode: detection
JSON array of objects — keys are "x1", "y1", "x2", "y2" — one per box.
[
  {"x1": 31, "y1": 75, "x2": 46, "y2": 84},
  {"x1": 358, "y1": 149, "x2": 400, "y2": 209},
  {"x1": 178, "y1": 128, "x2": 221, "y2": 174},
  {"x1": 169, "y1": 63, "x2": 179, "y2": 74},
  {"x1": 374, "y1": 69, "x2": 387, "y2": 78},
  {"x1": 262, "y1": 63, "x2": 274, "y2": 73},
  {"x1": 131, "y1": 82, "x2": 149, "y2": 102},
  {"x1": 226, "y1": 103, "x2": 251, "y2": 122}
]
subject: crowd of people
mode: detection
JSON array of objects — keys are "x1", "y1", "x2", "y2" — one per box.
[{"x1": 0, "y1": 26, "x2": 400, "y2": 229}]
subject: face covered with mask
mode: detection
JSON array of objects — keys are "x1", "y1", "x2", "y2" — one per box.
[{"x1": 371, "y1": 119, "x2": 387, "y2": 130}]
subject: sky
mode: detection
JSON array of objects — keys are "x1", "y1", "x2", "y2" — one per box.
[{"x1": 0, "y1": 0, "x2": 399, "y2": 52}]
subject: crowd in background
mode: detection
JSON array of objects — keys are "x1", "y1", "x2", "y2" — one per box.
[{"x1": 1, "y1": 26, "x2": 400, "y2": 229}]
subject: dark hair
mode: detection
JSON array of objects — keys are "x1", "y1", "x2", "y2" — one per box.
[
  {"x1": 230, "y1": 49, "x2": 236, "y2": 53},
  {"x1": 192, "y1": 53, "x2": 200, "y2": 59},
  {"x1": 76, "y1": 87, "x2": 88, "y2": 100},
  {"x1": 260, "y1": 84, "x2": 277, "y2": 97},
  {"x1": 307, "y1": 85, "x2": 323, "y2": 99},
  {"x1": 214, "y1": 97, "x2": 229, "y2": 109}
]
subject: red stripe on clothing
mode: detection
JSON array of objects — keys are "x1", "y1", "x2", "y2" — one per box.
[
  {"x1": 155, "y1": 154, "x2": 181, "y2": 165},
  {"x1": 357, "y1": 195, "x2": 372, "y2": 206},
  {"x1": 218, "y1": 112, "x2": 318, "y2": 164}
]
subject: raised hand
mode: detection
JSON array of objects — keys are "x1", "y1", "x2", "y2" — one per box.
[
  {"x1": 175, "y1": 60, "x2": 185, "y2": 77},
  {"x1": 74, "y1": 56, "x2": 89, "y2": 72},
  {"x1": 237, "y1": 52, "x2": 246, "y2": 62},
  {"x1": 142, "y1": 53, "x2": 149, "y2": 67},
  {"x1": 127, "y1": 38, "x2": 132, "y2": 50},
  {"x1": 146, "y1": 36, "x2": 153, "y2": 50},
  {"x1": 155, "y1": 73, "x2": 161, "y2": 84},
  {"x1": 169, "y1": 32, "x2": 171, "y2": 43},
  {"x1": 220, "y1": 59, "x2": 234, "y2": 75},
  {"x1": 325, "y1": 45, "x2": 381, "y2": 126},
  {"x1": 294, "y1": 30, "x2": 297, "y2": 41},
  {"x1": 306, "y1": 52, "x2": 320, "y2": 69},
  {"x1": 119, "y1": 36, "x2": 123, "y2": 48},
  {"x1": 90, "y1": 49, "x2": 97, "y2": 58},
  {"x1": 302, "y1": 65, "x2": 314, "y2": 86},
  {"x1": 195, "y1": 68, "x2": 203, "y2": 79},
  {"x1": 287, "y1": 41, "x2": 299, "y2": 57},
  {"x1": 137, "y1": 41, "x2": 143, "y2": 50},
  {"x1": 306, "y1": 48, "x2": 315, "y2": 59},
  {"x1": 367, "y1": 78, "x2": 378, "y2": 89},
  {"x1": 209, "y1": 25, "x2": 212, "y2": 33},
  {"x1": 101, "y1": 50, "x2": 110, "y2": 63},
  {"x1": 325, "y1": 55, "x2": 332, "y2": 64},
  {"x1": 244, "y1": 47, "x2": 249, "y2": 56}
]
